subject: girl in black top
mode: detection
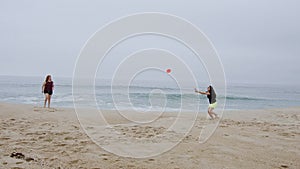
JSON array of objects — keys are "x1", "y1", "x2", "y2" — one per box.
[
  {"x1": 42, "y1": 75, "x2": 54, "y2": 108},
  {"x1": 195, "y1": 85, "x2": 218, "y2": 119}
]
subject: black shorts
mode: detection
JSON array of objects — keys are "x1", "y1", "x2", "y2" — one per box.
[{"x1": 44, "y1": 90, "x2": 53, "y2": 95}]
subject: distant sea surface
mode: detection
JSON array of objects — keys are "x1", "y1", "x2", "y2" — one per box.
[{"x1": 0, "y1": 76, "x2": 299, "y2": 112}]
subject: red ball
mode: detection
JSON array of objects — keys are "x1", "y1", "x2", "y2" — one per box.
[{"x1": 166, "y1": 68, "x2": 171, "y2": 74}]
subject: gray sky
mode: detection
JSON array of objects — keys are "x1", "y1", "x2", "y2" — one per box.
[{"x1": 0, "y1": 0, "x2": 299, "y2": 85}]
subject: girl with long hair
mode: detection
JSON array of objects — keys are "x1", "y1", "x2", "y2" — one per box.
[
  {"x1": 195, "y1": 85, "x2": 218, "y2": 119},
  {"x1": 42, "y1": 75, "x2": 54, "y2": 108}
]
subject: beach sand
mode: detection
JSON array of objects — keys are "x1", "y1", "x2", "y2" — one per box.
[{"x1": 0, "y1": 102, "x2": 299, "y2": 169}]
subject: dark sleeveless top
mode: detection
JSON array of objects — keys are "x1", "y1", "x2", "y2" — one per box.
[
  {"x1": 45, "y1": 81, "x2": 53, "y2": 92},
  {"x1": 207, "y1": 86, "x2": 216, "y2": 104}
]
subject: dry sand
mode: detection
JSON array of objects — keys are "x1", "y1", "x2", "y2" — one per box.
[{"x1": 0, "y1": 102, "x2": 299, "y2": 169}]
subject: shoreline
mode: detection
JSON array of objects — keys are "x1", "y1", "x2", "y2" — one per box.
[
  {"x1": 1, "y1": 101, "x2": 300, "y2": 113},
  {"x1": 0, "y1": 102, "x2": 299, "y2": 169}
]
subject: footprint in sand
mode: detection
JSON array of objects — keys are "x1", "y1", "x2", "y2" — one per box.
[
  {"x1": 280, "y1": 164, "x2": 289, "y2": 168},
  {"x1": 219, "y1": 124, "x2": 229, "y2": 128},
  {"x1": 33, "y1": 107, "x2": 57, "y2": 112},
  {"x1": 54, "y1": 131, "x2": 70, "y2": 135},
  {"x1": 291, "y1": 114, "x2": 299, "y2": 121},
  {"x1": 278, "y1": 132, "x2": 294, "y2": 137},
  {"x1": 70, "y1": 159, "x2": 80, "y2": 164},
  {"x1": 98, "y1": 152, "x2": 110, "y2": 159},
  {"x1": 64, "y1": 136, "x2": 74, "y2": 140},
  {"x1": 0, "y1": 137, "x2": 10, "y2": 140}
]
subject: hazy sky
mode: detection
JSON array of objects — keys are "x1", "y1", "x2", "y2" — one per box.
[{"x1": 0, "y1": 0, "x2": 299, "y2": 85}]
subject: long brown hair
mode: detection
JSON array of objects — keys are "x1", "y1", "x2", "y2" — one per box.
[{"x1": 45, "y1": 75, "x2": 51, "y2": 82}]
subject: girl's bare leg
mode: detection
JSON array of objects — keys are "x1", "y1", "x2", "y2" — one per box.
[
  {"x1": 208, "y1": 107, "x2": 218, "y2": 119},
  {"x1": 44, "y1": 94, "x2": 48, "y2": 108},
  {"x1": 48, "y1": 95, "x2": 51, "y2": 108},
  {"x1": 208, "y1": 107, "x2": 214, "y2": 119}
]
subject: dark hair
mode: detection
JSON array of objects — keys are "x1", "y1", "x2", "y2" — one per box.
[
  {"x1": 208, "y1": 85, "x2": 216, "y2": 103},
  {"x1": 209, "y1": 85, "x2": 216, "y2": 95},
  {"x1": 45, "y1": 75, "x2": 51, "y2": 82}
]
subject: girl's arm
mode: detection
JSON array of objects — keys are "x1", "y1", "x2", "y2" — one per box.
[
  {"x1": 194, "y1": 88, "x2": 210, "y2": 95},
  {"x1": 42, "y1": 82, "x2": 45, "y2": 93}
]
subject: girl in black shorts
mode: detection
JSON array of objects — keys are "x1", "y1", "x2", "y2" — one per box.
[{"x1": 42, "y1": 75, "x2": 54, "y2": 108}]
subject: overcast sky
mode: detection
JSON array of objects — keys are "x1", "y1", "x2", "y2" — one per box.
[{"x1": 0, "y1": 0, "x2": 299, "y2": 85}]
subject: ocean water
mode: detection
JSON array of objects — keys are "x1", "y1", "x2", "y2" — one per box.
[{"x1": 0, "y1": 76, "x2": 299, "y2": 111}]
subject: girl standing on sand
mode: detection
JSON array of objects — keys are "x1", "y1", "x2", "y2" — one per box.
[
  {"x1": 195, "y1": 85, "x2": 218, "y2": 119},
  {"x1": 42, "y1": 75, "x2": 54, "y2": 108}
]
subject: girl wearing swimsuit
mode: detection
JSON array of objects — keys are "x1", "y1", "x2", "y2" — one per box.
[
  {"x1": 195, "y1": 85, "x2": 218, "y2": 119},
  {"x1": 42, "y1": 75, "x2": 54, "y2": 108}
]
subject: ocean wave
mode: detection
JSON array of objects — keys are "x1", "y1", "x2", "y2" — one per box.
[{"x1": 224, "y1": 95, "x2": 265, "y2": 101}]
